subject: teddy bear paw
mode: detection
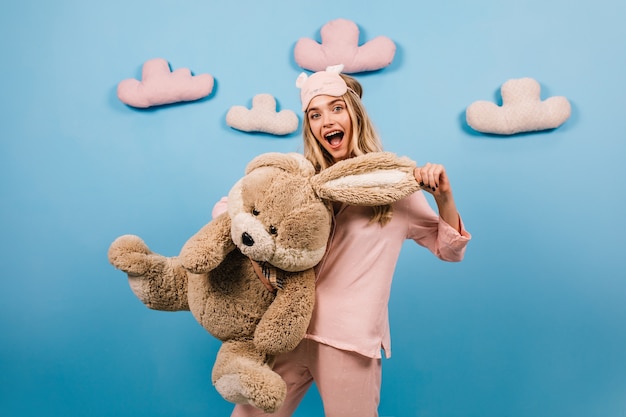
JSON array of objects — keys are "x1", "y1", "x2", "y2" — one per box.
[
  {"x1": 214, "y1": 374, "x2": 251, "y2": 404},
  {"x1": 107, "y1": 234, "x2": 153, "y2": 276},
  {"x1": 214, "y1": 372, "x2": 286, "y2": 413}
]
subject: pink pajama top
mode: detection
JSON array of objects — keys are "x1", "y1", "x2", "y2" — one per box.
[
  {"x1": 212, "y1": 191, "x2": 471, "y2": 360},
  {"x1": 304, "y1": 191, "x2": 470, "y2": 359}
]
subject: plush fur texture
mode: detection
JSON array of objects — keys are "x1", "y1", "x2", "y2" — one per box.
[
  {"x1": 108, "y1": 151, "x2": 420, "y2": 413},
  {"x1": 310, "y1": 152, "x2": 419, "y2": 205},
  {"x1": 466, "y1": 77, "x2": 571, "y2": 135},
  {"x1": 294, "y1": 19, "x2": 396, "y2": 74}
]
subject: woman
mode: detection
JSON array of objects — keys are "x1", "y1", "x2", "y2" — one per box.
[{"x1": 231, "y1": 67, "x2": 471, "y2": 417}]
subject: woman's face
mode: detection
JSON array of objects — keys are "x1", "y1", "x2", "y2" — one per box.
[{"x1": 306, "y1": 95, "x2": 353, "y2": 163}]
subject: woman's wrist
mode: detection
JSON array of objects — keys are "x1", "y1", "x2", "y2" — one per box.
[{"x1": 434, "y1": 192, "x2": 461, "y2": 233}]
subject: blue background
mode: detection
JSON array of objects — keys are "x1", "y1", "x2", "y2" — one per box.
[{"x1": 1, "y1": 1, "x2": 625, "y2": 416}]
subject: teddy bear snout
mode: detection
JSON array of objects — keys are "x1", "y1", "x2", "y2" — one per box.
[{"x1": 242, "y1": 232, "x2": 255, "y2": 246}]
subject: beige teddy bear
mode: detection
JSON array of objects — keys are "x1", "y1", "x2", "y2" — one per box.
[{"x1": 108, "y1": 151, "x2": 420, "y2": 413}]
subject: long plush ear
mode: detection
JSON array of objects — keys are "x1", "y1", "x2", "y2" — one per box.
[
  {"x1": 310, "y1": 152, "x2": 421, "y2": 205},
  {"x1": 245, "y1": 152, "x2": 315, "y2": 177}
]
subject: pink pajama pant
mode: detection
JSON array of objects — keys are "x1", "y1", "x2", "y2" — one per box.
[{"x1": 230, "y1": 338, "x2": 382, "y2": 417}]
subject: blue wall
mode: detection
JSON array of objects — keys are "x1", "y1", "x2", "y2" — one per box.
[{"x1": 1, "y1": 1, "x2": 625, "y2": 416}]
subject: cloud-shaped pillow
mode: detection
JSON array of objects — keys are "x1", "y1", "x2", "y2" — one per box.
[
  {"x1": 226, "y1": 94, "x2": 299, "y2": 136},
  {"x1": 466, "y1": 78, "x2": 571, "y2": 135},
  {"x1": 294, "y1": 19, "x2": 396, "y2": 74},
  {"x1": 117, "y1": 58, "x2": 214, "y2": 108}
]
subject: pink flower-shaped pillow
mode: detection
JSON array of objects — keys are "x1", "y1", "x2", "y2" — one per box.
[{"x1": 294, "y1": 19, "x2": 396, "y2": 74}]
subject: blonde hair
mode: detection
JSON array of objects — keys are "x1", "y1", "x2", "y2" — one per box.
[{"x1": 302, "y1": 74, "x2": 393, "y2": 225}]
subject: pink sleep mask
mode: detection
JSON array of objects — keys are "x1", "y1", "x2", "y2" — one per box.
[{"x1": 296, "y1": 64, "x2": 347, "y2": 111}]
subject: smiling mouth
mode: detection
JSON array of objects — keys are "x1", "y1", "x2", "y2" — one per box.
[{"x1": 325, "y1": 131, "x2": 344, "y2": 147}]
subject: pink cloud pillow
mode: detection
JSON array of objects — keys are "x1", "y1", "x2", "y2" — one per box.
[
  {"x1": 294, "y1": 19, "x2": 396, "y2": 74},
  {"x1": 117, "y1": 58, "x2": 214, "y2": 108}
]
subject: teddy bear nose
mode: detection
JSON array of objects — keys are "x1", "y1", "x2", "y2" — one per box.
[{"x1": 242, "y1": 232, "x2": 255, "y2": 246}]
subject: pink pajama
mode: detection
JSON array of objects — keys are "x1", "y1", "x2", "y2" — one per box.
[
  {"x1": 230, "y1": 338, "x2": 382, "y2": 417},
  {"x1": 216, "y1": 190, "x2": 471, "y2": 416}
]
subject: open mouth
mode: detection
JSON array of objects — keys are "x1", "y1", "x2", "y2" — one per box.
[{"x1": 324, "y1": 131, "x2": 344, "y2": 147}]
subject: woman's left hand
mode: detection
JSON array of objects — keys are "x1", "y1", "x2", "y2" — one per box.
[
  {"x1": 413, "y1": 163, "x2": 452, "y2": 198},
  {"x1": 414, "y1": 163, "x2": 462, "y2": 233}
]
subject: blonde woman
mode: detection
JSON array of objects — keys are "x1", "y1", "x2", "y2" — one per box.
[{"x1": 231, "y1": 66, "x2": 471, "y2": 417}]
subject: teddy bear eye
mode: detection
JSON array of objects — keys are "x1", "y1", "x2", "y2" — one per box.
[
  {"x1": 269, "y1": 225, "x2": 277, "y2": 235},
  {"x1": 252, "y1": 208, "x2": 260, "y2": 216}
]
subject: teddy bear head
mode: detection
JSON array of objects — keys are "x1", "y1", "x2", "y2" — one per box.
[
  {"x1": 227, "y1": 153, "x2": 330, "y2": 272},
  {"x1": 226, "y1": 152, "x2": 420, "y2": 272}
]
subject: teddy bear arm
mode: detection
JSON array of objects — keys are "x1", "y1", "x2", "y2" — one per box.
[
  {"x1": 253, "y1": 269, "x2": 316, "y2": 355},
  {"x1": 179, "y1": 213, "x2": 236, "y2": 273},
  {"x1": 128, "y1": 256, "x2": 190, "y2": 311},
  {"x1": 108, "y1": 235, "x2": 189, "y2": 311}
]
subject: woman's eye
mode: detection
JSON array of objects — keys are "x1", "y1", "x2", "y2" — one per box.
[
  {"x1": 252, "y1": 209, "x2": 259, "y2": 216},
  {"x1": 269, "y1": 226, "x2": 277, "y2": 235}
]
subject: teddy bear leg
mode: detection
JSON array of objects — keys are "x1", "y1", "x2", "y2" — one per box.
[
  {"x1": 212, "y1": 340, "x2": 287, "y2": 413},
  {"x1": 108, "y1": 234, "x2": 189, "y2": 311}
]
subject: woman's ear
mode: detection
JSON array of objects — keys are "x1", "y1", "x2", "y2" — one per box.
[{"x1": 309, "y1": 152, "x2": 422, "y2": 206}]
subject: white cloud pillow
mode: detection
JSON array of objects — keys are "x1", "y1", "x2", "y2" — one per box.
[
  {"x1": 226, "y1": 94, "x2": 299, "y2": 136},
  {"x1": 466, "y1": 78, "x2": 571, "y2": 135}
]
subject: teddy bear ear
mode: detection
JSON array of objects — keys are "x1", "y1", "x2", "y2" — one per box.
[
  {"x1": 310, "y1": 152, "x2": 421, "y2": 206},
  {"x1": 245, "y1": 152, "x2": 315, "y2": 177}
]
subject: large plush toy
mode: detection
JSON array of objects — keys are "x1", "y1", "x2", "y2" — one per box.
[{"x1": 108, "y1": 151, "x2": 420, "y2": 413}]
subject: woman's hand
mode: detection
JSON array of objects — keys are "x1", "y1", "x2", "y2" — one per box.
[
  {"x1": 414, "y1": 163, "x2": 461, "y2": 233},
  {"x1": 413, "y1": 163, "x2": 452, "y2": 198}
]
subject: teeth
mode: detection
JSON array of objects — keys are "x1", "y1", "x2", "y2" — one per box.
[{"x1": 325, "y1": 131, "x2": 341, "y2": 138}]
